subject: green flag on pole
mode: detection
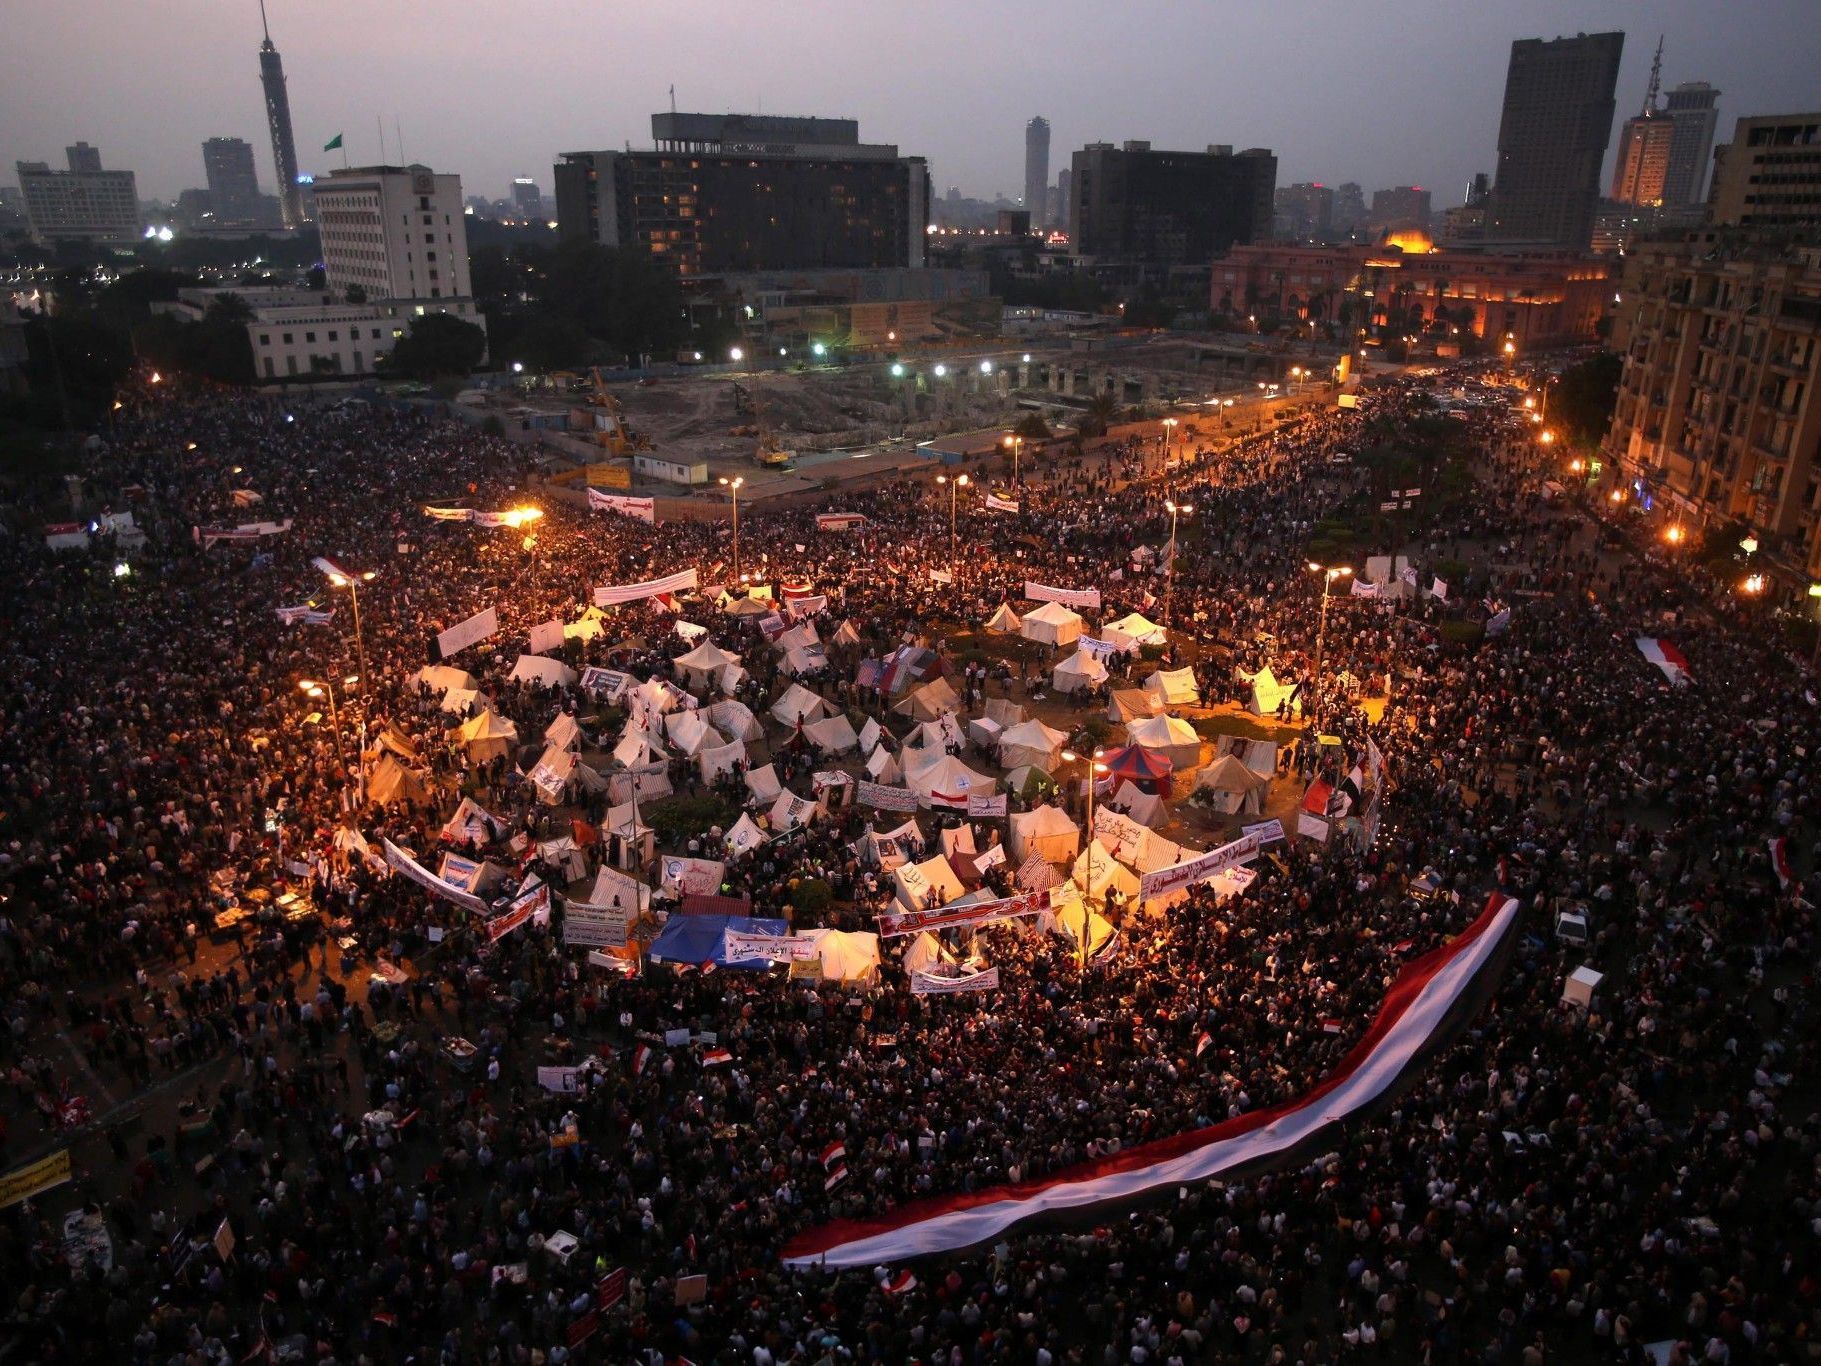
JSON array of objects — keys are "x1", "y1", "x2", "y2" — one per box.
[{"x1": 323, "y1": 133, "x2": 343, "y2": 152}]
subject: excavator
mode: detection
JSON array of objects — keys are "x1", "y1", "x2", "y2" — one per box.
[
  {"x1": 570, "y1": 368, "x2": 651, "y2": 456},
  {"x1": 742, "y1": 374, "x2": 795, "y2": 469}
]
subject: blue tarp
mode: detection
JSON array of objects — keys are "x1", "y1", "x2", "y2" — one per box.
[{"x1": 646, "y1": 914, "x2": 789, "y2": 969}]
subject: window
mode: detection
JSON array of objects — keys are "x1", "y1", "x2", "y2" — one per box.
[
  {"x1": 328, "y1": 331, "x2": 338, "y2": 342},
  {"x1": 305, "y1": 332, "x2": 316, "y2": 343},
  {"x1": 259, "y1": 334, "x2": 270, "y2": 345},
  {"x1": 282, "y1": 332, "x2": 293, "y2": 343},
  {"x1": 371, "y1": 328, "x2": 381, "y2": 339}
]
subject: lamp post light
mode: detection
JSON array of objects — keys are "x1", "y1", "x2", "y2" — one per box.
[
  {"x1": 1002, "y1": 433, "x2": 1024, "y2": 486},
  {"x1": 318, "y1": 563, "x2": 377, "y2": 703},
  {"x1": 1306, "y1": 562, "x2": 1352, "y2": 727},
  {"x1": 935, "y1": 472, "x2": 969, "y2": 562},
  {"x1": 1163, "y1": 500, "x2": 1192, "y2": 628},
  {"x1": 718, "y1": 475, "x2": 745, "y2": 581},
  {"x1": 1809, "y1": 583, "x2": 1821, "y2": 668},
  {"x1": 1160, "y1": 416, "x2": 1179, "y2": 469},
  {"x1": 299, "y1": 675, "x2": 359, "y2": 769},
  {"x1": 1059, "y1": 747, "x2": 1109, "y2": 971}
]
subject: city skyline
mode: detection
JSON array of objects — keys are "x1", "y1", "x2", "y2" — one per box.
[{"x1": 1, "y1": 0, "x2": 1814, "y2": 209}]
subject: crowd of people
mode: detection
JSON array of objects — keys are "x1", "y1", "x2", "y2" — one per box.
[{"x1": 0, "y1": 359, "x2": 1816, "y2": 1365}]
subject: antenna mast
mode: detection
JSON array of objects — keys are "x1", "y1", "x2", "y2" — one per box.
[{"x1": 1642, "y1": 36, "x2": 1663, "y2": 116}]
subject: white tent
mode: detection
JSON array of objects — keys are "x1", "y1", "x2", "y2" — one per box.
[
  {"x1": 803, "y1": 928, "x2": 880, "y2": 982},
  {"x1": 803, "y1": 713, "x2": 860, "y2": 755},
  {"x1": 1125, "y1": 714, "x2": 1202, "y2": 771},
  {"x1": 1051, "y1": 649, "x2": 1109, "y2": 695},
  {"x1": 509, "y1": 655, "x2": 579, "y2": 689},
  {"x1": 675, "y1": 640, "x2": 741, "y2": 690},
  {"x1": 983, "y1": 698, "x2": 1027, "y2": 728},
  {"x1": 892, "y1": 854, "x2": 967, "y2": 911},
  {"x1": 439, "y1": 686, "x2": 481, "y2": 716},
  {"x1": 775, "y1": 622, "x2": 820, "y2": 654},
  {"x1": 658, "y1": 856, "x2": 726, "y2": 899},
  {"x1": 674, "y1": 619, "x2": 708, "y2": 644},
  {"x1": 631, "y1": 677, "x2": 685, "y2": 719},
  {"x1": 414, "y1": 664, "x2": 477, "y2": 696},
  {"x1": 724, "y1": 595, "x2": 771, "y2": 617},
  {"x1": 893, "y1": 677, "x2": 963, "y2": 722},
  {"x1": 998, "y1": 718, "x2": 1068, "y2": 772},
  {"x1": 1007, "y1": 805, "x2": 1081, "y2": 865},
  {"x1": 1196, "y1": 753, "x2": 1269, "y2": 815},
  {"x1": 1144, "y1": 666, "x2": 1199, "y2": 707},
  {"x1": 454, "y1": 709, "x2": 518, "y2": 763},
  {"x1": 938, "y1": 824, "x2": 976, "y2": 861},
  {"x1": 612, "y1": 725, "x2": 666, "y2": 768},
  {"x1": 906, "y1": 712, "x2": 967, "y2": 753},
  {"x1": 663, "y1": 709, "x2": 721, "y2": 757},
  {"x1": 1108, "y1": 689, "x2": 1163, "y2": 724},
  {"x1": 536, "y1": 835, "x2": 590, "y2": 883},
  {"x1": 1241, "y1": 665, "x2": 1298, "y2": 717},
  {"x1": 725, "y1": 811, "x2": 767, "y2": 857},
  {"x1": 781, "y1": 643, "x2": 830, "y2": 676},
  {"x1": 1111, "y1": 779, "x2": 1169, "y2": 828},
  {"x1": 865, "y1": 746, "x2": 903, "y2": 784},
  {"x1": 707, "y1": 699, "x2": 764, "y2": 744},
  {"x1": 860, "y1": 817, "x2": 924, "y2": 869},
  {"x1": 857, "y1": 716, "x2": 883, "y2": 754},
  {"x1": 564, "y1": 606, "x2": 609, "y2": 642},
  {"x1": 831, "y1": 619, "x2": 862, "y2": 647},
  {"x1": 966, "y1": 715, "x2": 1003, "y2": 751},
  {"x1": 698, "y1": 738, "x2": 747, "y2": 785},
  {"x1": 744, "y1": 763, "x2": 783, "y2": 805},
  {"x1": 367, "y1": 754, "x2": 432, "y2": 808},
  {"x1": 1055, "y1": 898, "x2": 1117, "y2": 956},
  {"x1": 769, "y1": 790, "x2": 819, "y2": 832},
  {"x1": 903, "y1": 750, "x2": 996, "y2": 808},
  {"x1": 1102, "y1": 612, "x2": 1166, "y2": 651},
  {"x1": 528, "y1": 744, "x2": 578, "y2": 804},
  {"x1": 442, "y1": 796, "x2": 506, "y2": 845},
  {"x1": 901, "y1": 931, "x2": 946, "y2": 977},
  {"x1": 544, "y1": 711, "x2": 584, "y2": 752},
  {"x1": 1072, "y1": 840, "x2": 1142, "y2": 904},
  {"x1": 1021, "y1": 600, "x2": 1084, "y2": 648},
  {"x1": 607, "y1": 767, "x2": 671, "y2": 804},
  {"x1": 771, "y1": 683, "x2": 832, "y2": 726},
  {"x1": 602, "y1": 801, "x2": 652, "y2": 841},
  {"x1": 984, "y1": 602, "x2": 1022, "y2": 634},
  {"x1": 580, "y1": 864, "x2": 649, "y2": 914},
  {"x1": 1216, "y1": 735, "x2": 1278, "y2": 778}
]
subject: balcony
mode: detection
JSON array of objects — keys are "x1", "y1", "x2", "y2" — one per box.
[{"x1": 1767, "y1": 353, "x2": 1809, "y2": 376}]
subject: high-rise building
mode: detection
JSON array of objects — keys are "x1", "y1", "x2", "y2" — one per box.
[
  {"x1": 1368, "y1": 185, "x2": 1432, "y2": 233},
  {"x1": 1610, "y1": 38, "x2": 1674, "y2": 208},
  {"x1": 1275, "y1": 183, "x2": 1334, "y2": 239},
  {"x1": 511, "y1": 178, "x2": 542, "y2": 218},
  {"x1": 556, "y1": 113, "x2": 929, "y2": 276},
  {"x1": 65, "y1": 142, "x2": 103, "y2": 174},
  {"x1": 1605, "y1": 237, "x2": 1821, "y2": 581},
  {"x1": 257, "y1": 2, "x2": 304, "y2": 229},
  {"x1": 1661, "y1": 81, "x2": 1721, "y2": 207},
  {"x1": 1332, "y1": 182, "x2": 1367, "y2": 233},
  {"x1": 16, "y1": 155, "x2": 140, "y2": 245},
  {"x1": 203, "y1": 137, "x2": 262, "y2": 223},
  {"x1": 313, "y1": 164, "x2": 473, "y2": 301},
  {"x1": 1706, "y1": 112, "x2": 1821, "y2": 230},
  {"x1": 1486, "y1": 31, "x2": 1624, "y2": 247},
  {"x1": 1068, "y1": 141, "x2": 1275, "y2": 282},
  {"x1": 1024, "y1": 116, "x2": 1050, "y2": 229}
]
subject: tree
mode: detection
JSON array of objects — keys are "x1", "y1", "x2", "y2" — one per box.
[
  {"x1": 1552, "y1": 352, "x2": 1623, "y2": 446},
  {"x1": 1078, "y1": 393, "x2": 1120, "y2": 438},
  {"x1": 1012, "y1": 411, "x2": 1052, "y2": 440},
  {"x1": 384, "y1": 313, "x2": 488, "y2": 380},
  {"x1": 526, "y1": 240, "x2": 687, "y2": 364}
]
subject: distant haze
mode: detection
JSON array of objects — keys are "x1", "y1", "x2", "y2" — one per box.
[{"x1": 3, "y1": 0, "x2": 1813, "y2": 206}]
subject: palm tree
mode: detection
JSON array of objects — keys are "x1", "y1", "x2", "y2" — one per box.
[{"x1": 1079, "y1": 393, "x2": 1120, "y2": 438}]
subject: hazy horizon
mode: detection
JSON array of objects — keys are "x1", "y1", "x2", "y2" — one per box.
[{"x1": 4, "y1": 0, "x2": 1815, "y2": 211}]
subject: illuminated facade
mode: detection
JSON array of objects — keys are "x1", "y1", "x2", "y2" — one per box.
[
  {"x1": 1211, "y1": 232, "x2": 1612, "y2": 346},
  {"x1": 1605, "y1": 237, "x2": 1821, "y2": 580},
  {"x1": 556, "y1": 113, "x2": 929, "y2": 277}
]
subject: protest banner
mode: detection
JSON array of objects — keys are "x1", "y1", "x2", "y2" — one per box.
[
  {"x1": 1024, "y1": 581, "x2": 1101, "y2": 610},
  {"x1": 1138, "y1": 832, "x2": 1262, "y2": 902},
  {"x1": 436, "y1": 606, "x2": 498, "y2": 659},
  {"x1": 876, "y1": 889, "x2": 1047, "y2": 938},
  {"x1": 858, "y1": 780, "x2": 920, "y2": 812},
  {"x1": 911, "y1": 966, "x2": 1001, "y2": 995},
  {"x1": 594, "y1": 568, "x2": 697, "y2": 606}
]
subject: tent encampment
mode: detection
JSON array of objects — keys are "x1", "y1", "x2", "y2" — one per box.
[
  {"x1": 1051, "y1": 649, "x2": 1109, "y2": 695},
  {"x1": 367, "y1": 754, "x2": 432, "y2": 808},
  {"x1": 454, "y1": 709, "x2": 518, "y2": 763},
  {"x1": 743, "y1": 763, "x2": 783, "y2": 805},
  {"x1": 1196, "y1": 753, "x2": 1270, "y2": 814},
  {"x1": 802, "y1": 928, "x2": 880, "y2": 982},
  {"x1": 902, "y1": 750, "x2": 996, "y2": 809},
  {"x1": 1241, "y1": 665, "x2": 1298, "y2": 717},
  {"x1": 1102, "y1": 612, "x2": 1166, "y2": 651},
  {"x1": 707, "y1": 699, "x2": 764, "y2": 743},
  {"x1": 864, "y1": 746, "x2": 903, "y2": 784},
  {"x1": 983, "y1": 697, "x2": 1027, "y2": 728},
  {"x1": 1110, "y1": 779, "x2": 1169, "y2": 828},
  {"x1": 984, "y1": 602, "x2": 1022, "y2": 634},
  {"x1": 1215, "y1": 735, "x2": 1278, "y2": 777},
  {"x1": 663, "y1": 709, "x2": 721, "y2": 757},
  {"x1": 893, "y1": 677, "x2": 963, "y2": 722},
  {"x1": 414, "y1": 664, "x2": 476, "y2": 696},
  {"x1": 1008, "y1": 804, "x2": 1081, "y2": 865},
  {"x1": 1021, "y1": 600, "x2": 1084, "y2": 648},
  {"x1": 509, "y1": 655, "x2": 579, "y2": 689},
  {"x1": 724, "y1": 595, "x2": 772, "y2": 618},
  {"x1": 770, "y1": 683, "x2": 832, "y2": 726},
  {"x1": 1108, "y1": 688, "x2": 1164, "y2": 724},
  {"x1": 802, "y1": 713, "x2": 860, "y2": 755},
  {"x1": 1072, "y1": 839, "x2": 1141, "y2": 904},
  {"x1": 998, "y1": 718, "x2": 1068, "y2": 772},
  {"x1": 698, "y1": 738, "x2": 747, "y2": 785},
  {"x1": 544, "y1": 711, "x2": 584, "y2": 752},
  {"x1": 1143, "y1": 666, "x2": 1199, "y2": 707},
  {"x1": 647, "y1": 914, "x2": 786, "y2": 969},
  {"x1": 901, "y1": 931, "x2": 946, "y2": 977},
  {"x1": 1125, "y1": 714, "x2": 1202, "y2": 771},
  {"x1": 892, "y1": 854, "x2": 967, "y2": 911},
  {"x1": 675, "y1": 640, "x2": 741, "y2": 691}
]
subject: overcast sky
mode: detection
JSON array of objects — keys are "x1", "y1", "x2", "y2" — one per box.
[{"x1": 4, "y1": 0, "x2": 1814, "y2": 207}]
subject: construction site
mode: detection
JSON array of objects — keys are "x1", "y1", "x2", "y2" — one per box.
[{"x1": 456, "y1": 333, "x2": 1344, "y2": 507}]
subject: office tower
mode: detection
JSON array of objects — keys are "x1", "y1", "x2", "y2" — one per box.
[
  {"x1": 312, "y1": 164, "x2": 472, "y2": 300},
  {"x1": 1369, "y1": 185, "x2": 1432, "y2": 232},
  {"x1": 1024, "y1": 116, "x2": 1050, "y2": 229},
  {"x1": 65, "y1": 142, "x2": 103, "y2": 174},
  {"x1": 1610, "y1": 38, "x2": 1673, "y2": 207},
  {"x1": 258, "y1": 1, "x2": 304, "y2": 228},
  {"x1": 1487, "y1": 31, "x2": 1624, "y2": 247},
  {"x1": 1332, "y1": 182, "x2": 1367, "y2": 233},
  {"x1": 1069, "y1": 140, "x2": 1276, "y2": 269},
  {"x1": 511, "y1": 178, "x2": 541, "y2": 218},
  {"x1": 16, "y1": 155, "x2": 140, "y2": 244},
  {"x1": 1707, "y1": 112, "x2": 1821, "y2": 229},
  {"x1": 1275, "y1": 183, "x2": 1334, "y2": 239},
  {"x1": 203, "y1": 137, "x2": 262, "y2": 222},
  {"x1": 557, "y1": 113, "x2": 929, "y2": 275},
  {"x1": 1662, "y1": 81, "x2": 1721, "y2": 206}
]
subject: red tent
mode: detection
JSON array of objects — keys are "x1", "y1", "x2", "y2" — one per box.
[{"x1": 1100, "y1": 744, "x2": 1173, "y2": 792}]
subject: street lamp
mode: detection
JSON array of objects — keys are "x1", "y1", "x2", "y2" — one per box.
[
  {"x1": 1306, "y1": 562, "x2": 1352, "y2": 727},
  {"x1": 933, "y1": 364, "x2": 948, "y2": 378},
  {"x1": 729, "y1": 346, "x2": 744, "y2": 363},
  {"x1": 1002, "y1": 433, "x2": 1024, "y2": 486},
  {"x1": 979, "y1": 359, "x2": 993, "y2": 374},
  {"x1": 718, "y1": 475, "x2": 745, "y2": 581},
  {"x1": 299, "y1": 675, "x2": 359, "y2": 769},
  {"x1": 1539, "y1": 429, "x2": 1555, "y2": 446},
  {"x1": 890, "y1": 362, "x2": 906, "y2": 378},
  {"x1": 1742, "y1": 573, "x2": 1766, "y2": 596},
  {"x1": 1163, "y1": 500, "x2": 1192, "y2": 627},
  {"x1": 317, "y1": 562, "x2": 377, "y2": 701},
  {"x1": 1808, "y1": 583, "x2": 1821, "y2": 667},
  {"x1": 1663, "y1": 524, "x2": 1685, "y2": 547},
  {"x1": 1059, "y1": 747, "x2": 1109, "y2": 970},
  {"x1": 936, "y1": 472, "x2": 969, "y2": 562},
  {"x1": 1160, "y1": 417, "x2": 1179, "y2": 467}
]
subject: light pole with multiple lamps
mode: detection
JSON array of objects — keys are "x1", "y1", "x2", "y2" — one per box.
[
  {"x1": 718, "y1": 475, "x2": 744, "y2": 581},
  {"x1": 298, "y1": 675, "x2": 359, "y2": 770},
  {"x1": 1059, "y1": 747, "x2": 1108, "y2": 972},
  {"x1": 1159, "y1": 417, "x2": 1179, "y2": 470},
  {"x1": 1002, "y1": 433, "x2": 1024, "y2": 486},
  {"x1": 1162, "y1": 499, "x2": 1192, "y2": 628},
  {"x1": 1306, "y1": 561, "x2": 1352, "y2": 726},
  {"x1": 936, "y1": 472, "x2": 969, "y2": 562},
  {"x1": 317, "y1": 563, "x2": 377, "y2": 704}
]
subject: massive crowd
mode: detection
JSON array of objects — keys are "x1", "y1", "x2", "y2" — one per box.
[{"x1": 0, "y1": 362, "x2": 1815, "y2": 1366}]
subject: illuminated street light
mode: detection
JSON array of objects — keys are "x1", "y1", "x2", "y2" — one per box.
[
  {"x1": 933, "y1": 364, "x2": 948, "y2": 377},
  {"x1": 1743, "y1": 573, "x2": 1766, "y2": 595},
  {"x1": 718, "y1": 475, "x2": 745, "y2": 580},
  {"x1": 979, "y1": 359, "x2": 993, "y2": 374},
  {"x1": 890, "y1": 362, "x2": 905, "y2": 377},
  {"x1": 1307, "y1": 563, "x2": 1352, "y2": 728},
  {"x1": 1664, "y1": 524, "x2": 1685, "y2": 545},
  {"x1": 729, "y1": 346, "x2": 744, "y2": 363},
  {"x1": 1162, "y1": 500, "x2": 1192, "y2": 626},
  {"x1": 935, "y1": 472, "x2": 970, "y2": 561},
  {"x1": 812, "y1": 342, "x2": 827, "y2": 357}
]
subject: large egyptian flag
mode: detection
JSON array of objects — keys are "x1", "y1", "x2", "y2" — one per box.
[{"x1": 783, "y1": 892, "x2": 1522, "y2": 1268}]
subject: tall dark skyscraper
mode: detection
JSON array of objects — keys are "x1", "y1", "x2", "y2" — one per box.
[
  {"x1": 257, "y1": 1, "x2": 304, "y2": 229},
  {"x1": 203, "y1": 137, "x2": 261, "y2": 222},
  {"x1": 1487, "y1": 31, "x2": 1624, "y2": 247},
  {"x1": 1024, "y1": 116, "x2": 1050, "y2": 229},
  {"x1": 1661, "y1": 81, "x2": 1721, "y2": 207}
]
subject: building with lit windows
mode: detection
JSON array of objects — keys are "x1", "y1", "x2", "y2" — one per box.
[
  {"x1": 1485, "y1": 32, "x2": 1625, "y2": 248},
  {"x1": 313, "y1": 164, "x2": 473, "y2": 301},
  {"x1": 1707, "y1": 112, "x2": 1821, "y2": 230},
  {"x1": 16, "y1": 150, "x2": 140, "y2": 245},
  {"x1": 1211, "y1": 230, "x2": 1611, "y2": 347},
  {"x1": 555, "y1": 113, "x2": 929, "y2": 277},
  {"x1": 1604, "y1": 235, "x2": 1821, "y2": 582}
]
